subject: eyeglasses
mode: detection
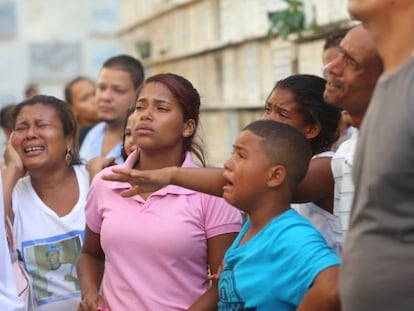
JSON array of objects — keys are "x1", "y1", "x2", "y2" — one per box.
[
  {"x1": 322, "y1": 63, "x2": 330, "y2": 78},
  {"x1": 322, "y1": 51, "x2": 361, "y2": 79}
]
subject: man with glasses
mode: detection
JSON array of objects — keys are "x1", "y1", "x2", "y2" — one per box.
[{"x1": 323, "y1": 25, "x2": 383, "y2": 253}]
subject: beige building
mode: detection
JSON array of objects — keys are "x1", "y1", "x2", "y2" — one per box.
[{"x1": 119, "y1": 0, "x2": 352, "y2": 165}]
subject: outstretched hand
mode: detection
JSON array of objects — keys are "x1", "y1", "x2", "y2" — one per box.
[{"x1": 102, "y1": 167, "x2": 173, "y2": 197}]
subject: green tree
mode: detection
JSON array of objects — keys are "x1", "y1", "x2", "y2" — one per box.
[{"x1": 268, "y1": 0, "x2": 313, "y2": 39}]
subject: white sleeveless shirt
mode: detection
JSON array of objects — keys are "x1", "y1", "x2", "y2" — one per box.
[{"x1": 292, "y1": 151, "x2": 341, "y2": 255}]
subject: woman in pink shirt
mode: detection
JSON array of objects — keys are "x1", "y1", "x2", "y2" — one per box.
[{"x1": 77, "y1": 73, "x2": 242, "y2": 311}]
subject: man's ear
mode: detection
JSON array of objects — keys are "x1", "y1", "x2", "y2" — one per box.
[{"x1": 267, "y1": 165, "x2": 286, "y2": 188}]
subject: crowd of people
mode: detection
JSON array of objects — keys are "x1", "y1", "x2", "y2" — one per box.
[{"x1": 1, "y1": 0, "x2": 414, "y2": 310}]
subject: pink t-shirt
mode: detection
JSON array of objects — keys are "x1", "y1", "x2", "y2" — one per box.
[{"x1": 86, "y1": 151, "x2": 242, "y2": 310}]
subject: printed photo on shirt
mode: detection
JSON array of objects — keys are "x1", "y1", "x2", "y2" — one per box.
[{"x1": 21, "y1": 230, "x2": 83, "y2": 306}]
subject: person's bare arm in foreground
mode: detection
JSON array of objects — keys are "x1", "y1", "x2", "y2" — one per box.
[{"x1": 102, "y1": 166, "x2": 226, "y2": 197}]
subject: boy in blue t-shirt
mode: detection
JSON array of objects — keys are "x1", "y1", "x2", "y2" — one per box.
[{"x1": 217, "y1": 120, "x2": 340, "y2": 310}]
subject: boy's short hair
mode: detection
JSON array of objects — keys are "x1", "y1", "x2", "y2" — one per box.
[
  {"x1": 102, "y1": 54, "x2": 145, "y2": 89},
  {"x1": 243, "y1": 120, "x2": 312, "y2": 191}
]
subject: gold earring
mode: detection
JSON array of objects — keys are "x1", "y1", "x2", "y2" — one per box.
[{"x1": 65, "y1": 148, "x2": 72, "y2": 164}]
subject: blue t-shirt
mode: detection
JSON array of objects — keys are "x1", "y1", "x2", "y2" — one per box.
[
  {"x1": 218, "y1": 209, "x2": 340, "y2": 311},
  {"x1": 79, "y1": 122, "x2": 124, "y2": 164}
]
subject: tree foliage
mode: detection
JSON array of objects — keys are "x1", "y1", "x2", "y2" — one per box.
[{"x1": 268, "y1": 0, "x2": 307, "y2": 39}]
